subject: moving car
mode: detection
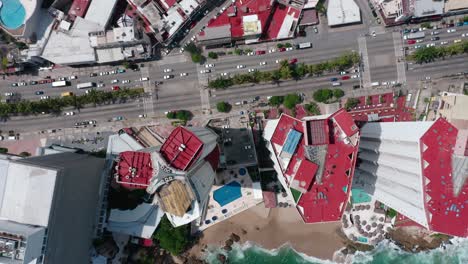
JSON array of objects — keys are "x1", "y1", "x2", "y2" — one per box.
[
  {"x1": 431, "y1": 37, "x2": 439, "y2": 41},
  {"x1": 200, "y1": 69, "x2": 210, "y2": 74},
  {"x1": 29, "y1": 81, "x2": 38, "y2": 85},
  {"x1": 236, "y1": 65, "x2": 245, "y2": 69},
  {"x1": 121, "y1": 80, "x2": 131, "y2": 84},
  {"x1": 330, "y1": 77, "x2": 338, "y2": 82},
  {"x1": 221, "y1": 72, "x2": 228, "y2": 76},
  {"x1": 163, "y1": 68, "x2": 172, "y2": 73},
  {"x1": 407, "y1": 40, "x2": 416, "y2": 44},
  {"x1": 35, "y1": 91, "x2": 44, "y2": 95},
  {"x1": 40, "y1": 96, "x2": 50, "y2": 100},
  {"x1": 140, "y1": 77, "x2": 149, "y2": 81},
  {"x1": 180, "y1": 73, "x2": 188, "y2": 77},
  {"x1": 259, "y1": 61, "x2": 267, "y2": 66},
  {"x1": 286, "y1": 47, "x2": 293, "y2": 51},
  {"x1": 111, "y1": 79, "x2": 119, "y2": 84},
  {"x1": 248, "y1": 68, "x2": 257, "y2": 73},
  {"x1": 69, "y1": 75, "x2": 77, "y2": 80},
  {"x1": 341, "y1": 76, "x2": 350, "y2": 80},
  {"x1": 138, "y1": 114, "x2": 147, "y2": 118},
  {"x1": 447, "y1": 29, "x2": 456, "y2": 33},
  {"x1": 431, "y1": 31, "x2": 439, "y2": 35},
  {"x1": 97, "y1": 83, "x2": 105, "y2": 88},
  {"x1": 112, "y1": 86, "x2": 120, "y2": 91},
  {"x1": 205, "y1": 63, "x2": 215, "y2": 68},
  {"x1": 64, "y1": 111, "x2": 75, "y2": 116},
  {"x1": 163, "y1": 75, "x2": 174, "y2": 79},
  {"x1": 289, "y1": 58, "x2": 298, "y2": 64}
]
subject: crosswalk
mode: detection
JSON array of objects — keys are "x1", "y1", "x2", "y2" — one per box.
[{"x1": 358, "y1": 36, "x2": 372, "y2": 88}]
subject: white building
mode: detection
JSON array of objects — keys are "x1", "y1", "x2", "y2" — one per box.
[
  {"x1": 0, "y1": 152, "x2": 105, "y2": 263},
  {"x1": 107, "y1": 126, "x2": 220, "y2": 238},
  {"x1": 327, "y1": 0, "x2": 361, "y2": 26},
  {"x1": 354, "y1": 119, "x2": 468, "y2": 237}
]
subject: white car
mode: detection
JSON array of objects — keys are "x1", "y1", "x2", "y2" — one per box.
[
  {"x1": 111, "y1": 79, "x2": 119, "y2": 84},
  {"x1": 431, "y1": 31, "x2": 439, "y2": 35},
  {"x1": 447, "y1": 29, "x2": 456, "y2": 33},
  {"x1": 382, "y1": 81, "x2": 389, "y2": 86},
  {"x1": 121, "y1": 80, "x2": 131, "y2": 84},
  {"x1": 180, "y1": 72, "x2": 188, "y2": 77},
  {"x1": 416, "y1": 39, "x2": 424, "y2": 43},
  {"x1": 140, "y1": 77, "x2": 149, "y2": 81},
  {"x1": 163, "y1": 75, "x2": 173, "y2": 79},
  {"x1": 236, "y1": 65, "x2": 245, "y2": 69},
  {"x1": 205, "y1": 63, "x2": 215, "y2": 68},
  {"x1": 97, "y1": 83, "x2": 105, "y2": 88},
  {"x1": 414, "y1": 45, "x2": 422, "y2": 49},
  {"x1": 426, "y1": 43, "x2": 435, "y2": 47},
  {"x1": 425, "y1": 76, "x2": 431, "y2": 80},
  {"x1": 58, "y1": 77, "x2": 66, "y2": 81},
  {"x1": 440, "y1": 41, "x2": 449, "y2": 45},
  {"x1": 351, "y1": 74, "x2": 359, "y2": 79},
  {"x1": 248, "y1": 68, "x2": 257, "y2": 73},
  {"x1": 110, "y1": 70, "x2": 117, "y2": 74},
  {"x1": 221, "y1": 72, "x2": 228, "y2": 76},
  {"x1": 259, "y1": 61, "x2": 267, "y2": 66},
  {"x1": 69, "y1": 75, "x2": 77, "y2": 80},
  {"x1": 247, "y1": 52, "x2": 255, "y2": 56},
  {"x1": 462, "y1": 33, "x2": 467, "y2": 37},
  {"x1": 179, "y1": 48, "x2": 184, "y2": 53},
  {"x1": 40, "y1": 95, "x2": 50, "y2": 100},
  {"x1": 454, "y1": 39, "x2": 462, "y2": 43},
  {"x1": 268, "y1": 48, "x2": 276, "y2": 53},
  {"x1": 339, "y1": 71, "x2": 347, "y2": 75},
  {"x1": 275, "y1": 59, "x2": 280, "y2": 64},
  {"x1": 4, "y1": 92, "x2": 13, "y2": 96},
  {"x1": 286, "y1": 47, "x2": 293, "y2": 51},
  {"x1": 99, "y1": 72, "x2": 105, "y2": 76},
  {"x1": 200, "y1": 69, "x2": 211, "y2": 74},
  {"x1": 65, "y1": 111, "x2": 75, "y2": 116},
  {"x1": 138, "y1": 114, "x2": 147, "y2": 118},
  {"x1": 191, "y1": 36, "x2": 196, "y2": 41},
  {"x1": 163, "y1": 68, "x2": 172, "y2": 73}
]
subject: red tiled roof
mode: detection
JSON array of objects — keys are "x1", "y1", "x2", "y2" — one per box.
[
  {"x1": 332, "y1": 110, "x2": 359, "y2": 137},
  {"x1": 116, "y1": 151, "x2": 153, "y2": 189},
  {"x1": 68, "y1": 0, "x2": 91, "y2": 19},
  {"x1": 160, "y1": 127, "x2": 203, "y2": 171},
  {"x1": 163, "y1": 0, "x2": 177, "y2": 9},
  {"x1": 269, "y1": 109, "x2": 360, "y2": 223},
  {"x1": 299, "y1": 9, "x2": 318, "y2": 25},
  {"x1": 292, "y1": 160, "x2": 318, "y2": 192},
  {"x1": 421, "y1": 119, "x2": 468, "y2": 237}
]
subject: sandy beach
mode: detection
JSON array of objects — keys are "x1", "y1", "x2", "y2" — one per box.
[{"x1": 189, "y1": 204, "x2": 346, "y2": 261}]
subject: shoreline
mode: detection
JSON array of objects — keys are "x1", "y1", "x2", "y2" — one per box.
[{"x1": 188, "y1": 204, "x2": 346, "y2": 261}]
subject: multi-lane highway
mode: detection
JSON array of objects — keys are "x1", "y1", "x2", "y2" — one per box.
[{"x1": 1, "y1": 22, "x2": 467, "y2": 134}]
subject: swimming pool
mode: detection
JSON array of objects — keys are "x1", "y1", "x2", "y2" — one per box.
[
  {"x1": 213, "y1": 181, "x2": 242, "y2": 207},
  {"x1": 0, "y1": 0, "x2": 26, "y2": 30},
  {"x1": 351, "y1": 188, "x2": 372, "y2": 204}
]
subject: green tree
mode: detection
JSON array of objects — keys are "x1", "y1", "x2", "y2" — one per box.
[
  {"x1": 305, "y1": 102, "x2": 320, "y2": 115},
  {"x1": 166, "y1": 111, "x2": 177, "y2": 119},
  {"x1": 184, "y1": 43, "x2": 199, "y2": 54},
  {"x1": 284, "y1": 42, "x2": 292, "y2": 48},
  {"x1": 277, "y1": 43, "x2": 284, "y2": 49},
  {"x1": 345, "y1": 98, "x2": 360, "y2": 110},
  {"x1": 208, "y1": 78, "x2": 233, "y2": 89},
  {"x1": 1, "y1": 57, "x2": 8, "y2": 70},
  {"x1": 208, "y1": 52, "x2": 218, "y2": 59},
  {"x1": 216, "y1": 101, "x2": 231, "y2": 112},
  {"x1": 0, "y1": 147, "x2": 8, "y2": 154},
  {"x1": 269, "y1": 96, "x2": 284, "y2": 107},
  {"x1": 122, "y1": 61, "x2": 130, "y2": 69},
  {"x1": 313, "y1": 89, "x2": 333, "y2": 103},
  {"x1": 153, "y1": 216, "x2": 191, "y2": 255},
  {"x1": 176, "y1": 110, "x2": 192, "y2": 121},
  {"x1": 421, "y1": 22, "x2": 432, "y2": 29},
  {"x1": 333, "y1": 89, "x2": 345, "y2": 98},
  {"x1": 295, "y1": 63, "x2": 307, "y2": 77},
  {"x1": 191, "y1": 53, "x2": 203, "y2": 63},
  {"x1": 234, "y1": 49, "x2": 243, "y2": 55},
  {"x1": 283, "y1": 93, "x2": 302, "y2": 109}
]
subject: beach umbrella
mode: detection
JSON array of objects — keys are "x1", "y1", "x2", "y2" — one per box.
[
  {"x1": 366, "y1": 205, "x2": 371, "y2": 210},
  {"x1": 372, "y1": 222, "x2": 377, "y2": 228},
  {"x1": 379, "y1": 217, "x2": 384, "y2": 222},
  {"x1": 362, "y1": 220, "x2": 367, "y2": 225},
  {"x1": 366, "y1": 225, "x2": 371, "y2": 231}
]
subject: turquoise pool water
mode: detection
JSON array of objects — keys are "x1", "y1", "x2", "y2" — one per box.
[
  {"x1": 0, "y1": 0, "x2": 26, "y2": 30},
  {"x1": 351, "y1": 188, "x2": 372, "y2": 204},
  {"x1": 213, "y1": 181, "x2": 242, "y2": 207}
]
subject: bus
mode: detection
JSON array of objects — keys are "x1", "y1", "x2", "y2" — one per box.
[
  {"x1": 61, "y1": 92, "x2": 73, "y2": 97},
  {"x1": 403, "y1": 32, "x2": 425, "y2": 40},
  {"x1": 76, "y1": 82, "x2": 96, "y2": 89},
  {"x1": 52, "y1": 80, "x2": 69, "y2": 87},
  {"x1": 297, "y1": 42, "x2": 312, "y2": 49}
]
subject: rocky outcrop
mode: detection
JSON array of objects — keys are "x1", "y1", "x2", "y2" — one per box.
[{"x1": 388, "y1": 227, "x2": 452, "y2": 253}]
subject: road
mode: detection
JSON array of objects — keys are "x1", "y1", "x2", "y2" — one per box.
[{"x1": 1, "y1": 21, "x2": 467, "y2": 134}]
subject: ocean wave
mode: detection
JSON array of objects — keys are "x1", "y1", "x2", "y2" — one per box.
[{"x1": 204, "y1": 237, "x2": 468, "y2": 264}]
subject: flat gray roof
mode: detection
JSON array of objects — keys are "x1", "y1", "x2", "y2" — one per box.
[{"x1": 84, "y1": 0, "x2": 118, "y2": 28}]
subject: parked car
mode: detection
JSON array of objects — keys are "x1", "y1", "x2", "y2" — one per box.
[
  {"x1": 163, "y1": 75, "x2": 174, "y2": 79},
  {"x1": 431, "y1": 37, "x2": 439, "y2": 41},
  {"x1": 259, "y1": 61, "x2": 267, "y2": 66},
  {"x1": 180, "y1": 73, "x2": 188, "y2": 77},
  {"x1": 447, "y1": 29, "x2": 456, "y2": 33},
  {"x1": 205, "y1": 63, "x2": 215, "y2": 68},
  {"x1": 35, "y1": 91, "x2": 44, "y2": 95},
  {"x1": 341, "y1": 76, "x2": 350, "y2": 80},
  {"x1": 111, "y1": 79, "x2": 119, "y2": 84},
  {"x1": 112, "y1": 86, "x2": 120, "y2": 91},
  {"x1": 278, "y1": 47, "x2": 286, "y2": 52},
  {"x1": 330, "y1": 77, "x2": 338, "y2": 82},
  {"x1": 90, "y1": 73, "x2": 97, "y2": 77},
  {"x1": 40, "y1": 96, "x2": 50, "y2": 100},
  {"x1": 29, "y1": 81, "x2": 38, "y2": 85},
  {"x1": 256, "y1": 50, "x2": 266, "y2": 55},
  {"x1": 431, "y1": 31, "x2": 439, "y2": 35},
  {"x1": 200, "y1": 69, "x2": 210, "y2": 74},
  {"x1": 121, "y1": 80, "x2": 131, "y2": 84},
  {"x1": 236, "y1": 65, "x2": 245, "y2": 69},
  {"x1": 64, "y1": 111, "x2": 75, "y2": 116},
  {"x1": 289, "y1": 58, "x2": 298, "y2": 64},
  {"x1": 407, "y1": 40, "x2": 416, "y2": 44},
  {"x1": 163, "y1": 68, "x2": 172, "y2": 73}
]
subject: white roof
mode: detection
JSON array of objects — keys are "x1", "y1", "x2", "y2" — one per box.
[
  {"x1": 445, "y1": 0, "x2": 468, "y2": 11},
  {"x1": 96, "y1": 48, "x2": 125, "y2": 63},
  {"x1": 252, "y1": 182, "x2": 263, "y2": 200},
  {"x1": 107, "y1": 134, "x2": 144, "y2": 156},
  {"x1": 0, "y1": 162, "x2": 57, "y2": 227},
  {"x1": 107, "y1": 203, "x2": 164, "y2": 239},
  {"x1": 327, "y1": 0, "x2": 361, "y2": 26},
  {"x1": 276, "y1": 8, "x2": 298, "y2": 39},
  {"x1": 356, "y1": 121, "x2": 437, "y2": 228},
  {"x1": 41, "y1": 17, "x2": 99, "y2": 65},
  {"x1": 84, "y1": 0, "x2": 118, "y2": 28},
  {"x1": 413, "y1": 0, "x2": 444, "y2": 18},
  {"x1": 304, "y1": 0, "x2": 319, "y2": 9}
]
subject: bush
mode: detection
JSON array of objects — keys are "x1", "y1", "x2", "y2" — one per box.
[
  {"x1": 153, "y1": 216, "x2": 191, "y2": 255},
  {"x1": 234, "y1": 49, "x2": 243, "y2": 55},
  {"x1": 268, "y1": 96, "x2": 284, "y2": 107},
  {"x1": 333, "y1": 89, "x2": 345, "y2": 98},
  {"x1": 0, "y1": 147, "x2": 8, "y2": 154},
  {"x1": 277, "y1": 43, "x2": 284, "y2": 49},
  {"x1": 19, "y1": 152, "x2": 31, "y2": 157},
  {"x1": 216, "y1": 101, "x2": 231, "y2": 113},
  {"x1": 284, "y1": 42, "x2": 292, "y2": 48},
  {"x1": 208, "y1": 52, "x2": 218, "y2": 59},
  {"x1": 313, "y1": 89, "x2": 333, "y2": 103},
  {"x1": 386, "y1": 208, "x2": 397, "y2": 218},
  {"x1": 208, "y1": 78, "x2": 233, "y2": 89},
  {"x1": 305, "y1": 102, "x2": 320, "y2": 115},
  {"x1": 283, "y1": 93, "x2": 302, "y2": 109}
]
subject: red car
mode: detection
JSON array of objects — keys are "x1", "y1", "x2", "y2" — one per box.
[
  {"x1": 341, "y1": 76, "x2": 350, "y2": 80},
  {"x1": 256, "y1": 50, "x2": 266, "y2": 55},
  {"x1": 289, "y1": 58, "x2": 298, "y2": 64},
  {"x1": 39, "y1": 80, "x2": 47, "y2": 84},
  {"x1": 112, "y1": 86, "x2": 120, "y2": 91},
  {"x1": 407, "y1": 40, "x2": 416, "y2": 44},
  {"x1": 278, "y1": 47, "x2": 286, "y2": 52}
]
